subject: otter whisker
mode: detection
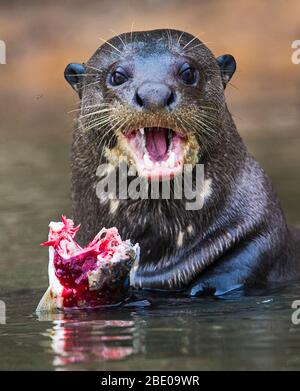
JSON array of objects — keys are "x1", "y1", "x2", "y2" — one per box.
[
  {"x1": 192, "y1": 117, "x2": 218, "y2": 136},
  {"x1": 197, "y1": 110, "x2": 220, "y2": 120},
  {"x1": 86, "y1": 65, "x2": 103, "y2": 74},
  {"x1": 174, "y1": 113, "x2": 190, "y2": 134},
  {"x1": 65, "y1": 73, "x2": 100, "y2": 78},
  {"x1": 198, "y1": 117, "x2": 221, "y2": 129},
  {"x1": 77, "y1": 121, "x2": 111, "y2": 134},
  {"x1": 68, "y1": 108, "x2": 83, "y2": 114},
  {"x1": 80, "y1": 110, "x2": 113, "y2": 122},
  {"x1": 97, "y1": 130, "x2": 115, "y2": 162},
  {"x1": 79, "y1": 114, "x2": 113, "y2": 126},
  {"x1": 67, "y1": 106, "x2": 109, "y2": 114},
  {"x1": 177, "y1": 31, "x2": 184, "y2": 45},
  {"x1": 186, "y1": 117, "x2": 214, "y2": 160},
  {"x1": 99, "y1": 37, "x2": 122, "y2": 54},
  {"x1": 166, "y1": 30, "x2": 173, "y2": 51},
  {"x1": 184, "y1": 42, "x2": 214, "y2": 52},
  {"x1": 180, "y1": 116, "x2": 197, "y2": 134},
  {"x1": 80, "y1": 115, "x2": 115, "y2": 133},
  {"x1": 83, "y1": 114, "x2": 114, "y2": 128},
  {"x1": 190, "y1": 119, "x2": 212, "y2": 138},
  {"x1": 96, "y1": 127, "x2": 115, "y2": 148},
  {"x1": 82, "y1": 120, "x2": 118, "y2": 160},
  {"x1": 196, "y1": 111, "x2": 222, "y2": 124},
  {"x1": 83, "y1": 102, "x2": 114, "y2": 109},
  {"x1": 99, "y1": 120, "x2": 126, "y2": 165},
  {"x1": 182, "y1": 34, "x2": 200, "y2": 50},
  {"x1": 109, "y1": 29, "x2": 127, "y2": 49},
  {"x1": 78, "y1": 79, "x2": 103, "y2": 90},
  {"x1": 107, "y1": 117, "x2": 128, "y2": 135},
  {"x1": 196, "y1": 104, "x2": 219, "y2": 112},
  {"x1": 79, "y1": 108, "x2": 116, "y2": 119},
  {"x1": 96, "y1": 116, "x2": 130, "y2": 162},
  {"x1": 181, "y1": 116, "x2": 212, "y2": 140},
  {"x1": 194, "y1": 112, "x2": 222, "y2": 126},
  {"x1": 197, "y1": 109, "x2": 220, "y2": 117},
  {"x1": 130, "y1": 21, "x2": 135, "y2": 43},
  {"x1": 68, "y1": 103, "x2": 113, "y2": 114},
  {"x1": 186, "y1": 112, "x2": 218, "y2": 137},
  {"x1": 123, "y1": 31, "x2": 128, "y2": 47},
  {"x1": 92, "y1": 115, "x2": 122, "y2": 140},
  {"x1": 80, "y1": 106, "x2": 113, "y2": 114},
  {"x1": 100, "y1": 117, "x2": 131, "y2": 152},
  {"x1": 192, "y1": 106, "x2": 221, "y2": 121},
  {"x1": 98, "y1": 139, "x2": 110, "y2": 164}
]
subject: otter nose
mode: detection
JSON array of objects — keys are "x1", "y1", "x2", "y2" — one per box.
[{"x1": 134, "y1": 82, "x2": 176, "y2": 111}]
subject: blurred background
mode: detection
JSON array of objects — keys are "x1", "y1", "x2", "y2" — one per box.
[
  {"x1": 1, "y1": 0, "x2": 300, "y2": 132},
  {"x1": 0, "y1": 0, "x2": 300, "y2": 292}
]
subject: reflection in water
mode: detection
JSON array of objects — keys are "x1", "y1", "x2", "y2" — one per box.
[
  {"x1": 41, "y1": 313, "x2": 145, "y2": 369},
  {"x1": 33, "y1": 287, "x2": 300, "y2": 370},
  {"x1": 1, "y1": 288, "x2": 300, "y2": 370},
  {"x1": 1, "y1": 113, "x2": 300, "y2": 369}
]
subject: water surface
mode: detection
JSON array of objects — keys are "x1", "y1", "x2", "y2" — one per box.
[{"x1": 0, "y1": 128, "x2": 300, "y2": 370}]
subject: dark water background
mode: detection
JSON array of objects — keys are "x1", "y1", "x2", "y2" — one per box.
[{"x1": 0, "y1": 127, "x2": 300, "y2": 370}]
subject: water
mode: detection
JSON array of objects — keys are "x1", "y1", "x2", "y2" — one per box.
[{"x1": 1, "y1": 127, "x2": 300, "y2": 370}]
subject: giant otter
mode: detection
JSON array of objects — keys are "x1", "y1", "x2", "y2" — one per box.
[{"x1": 64, "y1": 29, "x2": 300, "y2": 296}]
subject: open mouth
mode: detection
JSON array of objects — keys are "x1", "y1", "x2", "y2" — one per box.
[{"x1": 125, "y1": 127, "x2": 187, "y2": 179}]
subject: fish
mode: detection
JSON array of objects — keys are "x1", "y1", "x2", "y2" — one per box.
[{"x1": 36, "y1": 216, "x2": 140, "y2": 312}]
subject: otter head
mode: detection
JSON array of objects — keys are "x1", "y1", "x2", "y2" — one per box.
[{"x1": 65, "y1": 29, "x2": 236, "y2": 180}]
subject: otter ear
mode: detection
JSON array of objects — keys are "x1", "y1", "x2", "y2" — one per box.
[
  {"x1": 216, "y1": 54, "x2": 236, "y2": 88},
  {"x1": 64, "y1": 63, "x2": 86, "y2": 96}
]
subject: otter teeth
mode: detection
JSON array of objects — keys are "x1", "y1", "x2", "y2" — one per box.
[
  {"x1": 143, "y1": 151, "x2": 177, "y2": 169},
  {"x1": 144, "y1": 153, "x2": 153, "y2": 168},
  {"x1": 139, "y1": 128, "x2": 145, "y2": 135},
  {"x1": 167, "y1": 151, "x2": 176, "y2": 168}
]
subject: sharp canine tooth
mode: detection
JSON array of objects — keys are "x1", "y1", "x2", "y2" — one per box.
[
  {"x1": 168, "y1": 151, "x2": 176, "y2": 167},
  {"x1": 140, "y1": 128, "x2": 145, "y2": 135},
  {"x1": 144, "y1": 153, "x2": 152, "y2": 168}
]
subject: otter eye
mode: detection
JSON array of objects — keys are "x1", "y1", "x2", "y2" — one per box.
[
  {"x1": 178, "y1": 63, "x2": 197, "y2": 85},
  {"x1": 110, "y1": 68, "x2": 128, "y2": 86}
]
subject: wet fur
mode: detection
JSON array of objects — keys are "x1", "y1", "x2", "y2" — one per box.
[{"x1": 69, "y1": 29, "x2": 300, "y2": 295}]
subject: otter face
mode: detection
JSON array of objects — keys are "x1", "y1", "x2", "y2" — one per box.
[{"x1": 65, "y1": 29, "x2": 236, "y2": 180}]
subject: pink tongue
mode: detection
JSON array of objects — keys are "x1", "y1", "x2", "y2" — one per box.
[{"x1": 145, "y1": 127, "x2": 168, "y2": 161}]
